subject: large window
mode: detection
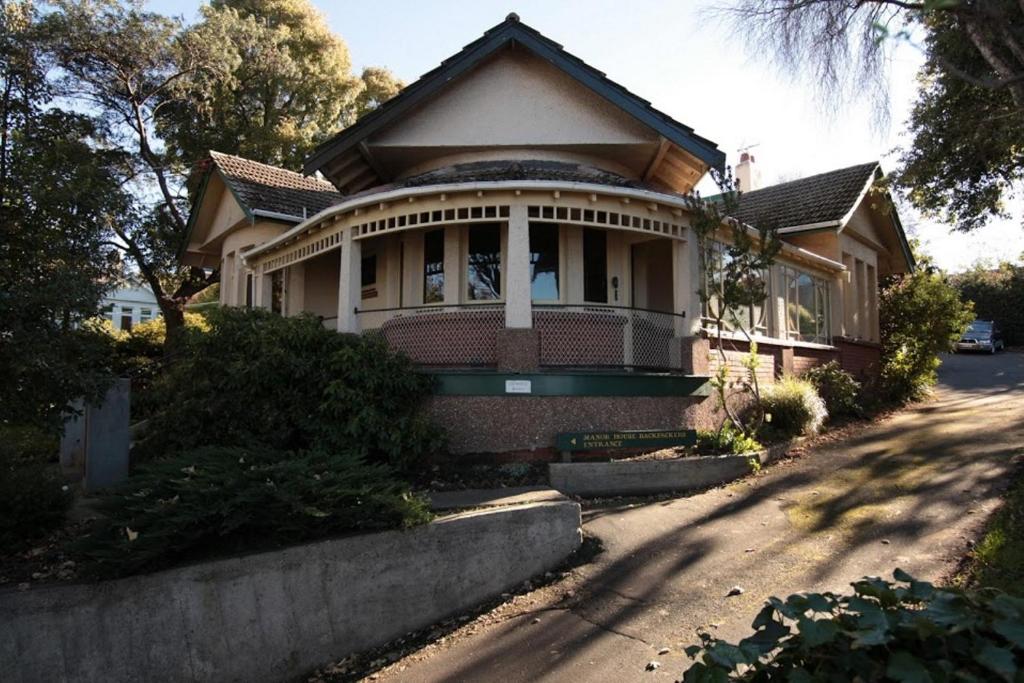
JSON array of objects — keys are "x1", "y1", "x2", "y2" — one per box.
[
  {"x1": 467, "y1": 223, "x2": 502, "y2": 300},
  {"x1": 423, "y1": 229, "x2": 445, "y2": 303},
  {"x1": 702, "y1": 240, "x2": 769, "y2": 334},
  {"x1": 783, "y1": 266, "x2": 830, "y2": 344},
  {"x1": 529, "y1": 223, "x2": 559, "y2": 301},
  {"x1": 583, "y1": 228, "x2": 608, "y2": 303}
]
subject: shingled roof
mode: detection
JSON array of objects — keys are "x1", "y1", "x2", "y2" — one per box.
[
  {"x1": 209, "y1": 151, "x2": 343, "y2": 220},
  {"x1": 731, "y1": 161, "x2": 880, "y2": 231}
]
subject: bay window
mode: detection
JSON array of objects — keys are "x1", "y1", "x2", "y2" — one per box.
[
  {"x1": 702, "y1": 240, "x2": 769, "y2": 335},
  {"x1": 423, "y1": 229, "x2": 445, "y2": 303},
  {"x1": 783, "y1": 266, "x2": 830, "y2": 344},
  {"x1": 467, "y1": 223, "x2": 502, "y2": 301},
  {"x1": 529, "y1": 223, "x2": 559, "y2": 301}
]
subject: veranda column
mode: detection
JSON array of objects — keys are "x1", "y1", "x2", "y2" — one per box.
[
  {"x1": 505, "y1": 204, "x2": 532, "y2": 328},
  {"x1": 337, "y1": 228, "x2": 362, "y2": 333},
  {"x1": 673, "y1": 236, "x2": 703, "y2": 336}
]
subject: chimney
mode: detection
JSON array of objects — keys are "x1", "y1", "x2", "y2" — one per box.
[{"x1": 735, "y1": 151, "x2": 761, "y2": 192}]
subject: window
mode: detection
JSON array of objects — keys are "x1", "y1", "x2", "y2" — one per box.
[
  {"x1": 140, "y1": 308, "x2": 153, "y2": 322},
  {"x1": 529, "y1": 223, "x2": 559, "y2": 301},
  {"x1": 423, "y1": 229, "x2": 445, "y2": 303},
  {"x1": 583, "y1": 228, "x2": 608, "y2": 303},
  {"x1": 119, "y1": 306, "x2": 133, "y2": 332},
  {"x1": 783, "y1": 266, "x2": 830, "y2": 344},
  {"x1": 245, "y1": 274, "x2": 254, "y2": 309},
  {"x1": 361, "y1": 254, "x2": 377, "y2": 288},
  {"x1": 101, "y1": 304, "x2": 114, "y2": 321},
  {"x1": 467, "y1": 223, "x2": 501, "y2": 300},
  {"x1": 702, "y1": 240, "x2": 769, "y2": 334},
  {"x1": 271, "y1": 270, "x2": 284, "y2": 314}
]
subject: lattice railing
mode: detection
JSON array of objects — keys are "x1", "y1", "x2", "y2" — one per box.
[
  {"x1": 358, "y1": 305, "x2": 505, "y2": 367},
  {"x1": 534, "y1": 305, "x2": 683, "y2": 371}
]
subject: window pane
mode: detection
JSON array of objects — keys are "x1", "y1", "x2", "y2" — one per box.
[
  {"x1": 796, "y1": 273, "x2": 816, "y2": 340},
  {"x1": 141, "y1": 308, "x2": 153, "y2": 320},
  {"x1": 361, "y1": 254, "x2": 377, "y2": 288},
  {"x1": 271, "y1": 271, "x2": 284, "y2": 314},
  {"x1": 467, "y1": 223, "x2": 501, "y2": 300},
  {"x1": 583, "y1": 228, "x2": 607, "y2": 303},
  {"x1": 529, "y1": 223, "x2": 559, "y2": 301},
  {"x1": 423, "y1": 229, "x2": 445, "y2": 304}
]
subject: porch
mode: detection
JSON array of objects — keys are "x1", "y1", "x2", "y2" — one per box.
[{"x1": 250, "y1": 189, "x2": 707, "y2": 375}]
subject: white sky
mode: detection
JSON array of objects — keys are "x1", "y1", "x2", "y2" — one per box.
[{"x1": 150, "y1": 0, "x2": 1024, "y2": 271}]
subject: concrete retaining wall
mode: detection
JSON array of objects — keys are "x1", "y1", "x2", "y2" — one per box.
[
  {"x1": 1, "y1": 502, "x2": 582, "y2": 683},
  {"x1": 549, "y1": 441, "x2": 795, "y2": 497}
]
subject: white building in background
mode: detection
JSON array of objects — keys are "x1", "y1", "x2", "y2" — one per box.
[{"x1": 101, "y1": 282, "x2": 160, "y2": 331}]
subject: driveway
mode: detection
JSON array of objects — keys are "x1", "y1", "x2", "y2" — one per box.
[{"x1": 374, "y1": 352, "x2": 1024, "y2": 682}]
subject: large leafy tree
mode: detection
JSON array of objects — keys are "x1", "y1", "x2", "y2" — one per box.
[
  {"x1": 157, "y1": 0, "x2": 402, "y2": 171},
  {"x1": 0, "y1": 1, "x2": 126, "y2": 430},
  {"x1": 724, "y1": 0, "x2": 1024, "y2": 232},
  {"x1": 43, "y1": 0, "x2": 402, "y2": 348}
]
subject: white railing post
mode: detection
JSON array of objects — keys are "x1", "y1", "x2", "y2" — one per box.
[
  {"x1": 337, "y1": 229, "x2": 361, "y2": 333},
  {"x1": 505, "y1": 204, "x2": 532, "y2": 328}
]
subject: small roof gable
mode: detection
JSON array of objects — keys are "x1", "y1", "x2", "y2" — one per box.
[
  {"x1": 733, "y1": 162, "x2": 880, "y2": 231},
  {"x1": 209, "y1": 151, "x2": 342, "y2": 220},
  {"x1": 303, "y1": 14, "x2": 724, "y2": 190}
]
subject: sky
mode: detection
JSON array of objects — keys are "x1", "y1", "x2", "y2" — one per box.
[{"x1": 148, "y1": 0, "x2": 1024, "y2": 272}]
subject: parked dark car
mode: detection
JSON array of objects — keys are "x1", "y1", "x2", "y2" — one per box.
[{"x1": 956, "y1": 320, "x2": 1004, "y2": 354}]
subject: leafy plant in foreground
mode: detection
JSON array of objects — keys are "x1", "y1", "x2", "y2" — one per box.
[
  {"x1": 683, "y1": 570, "x2": 1024, "y2": 682},
  {"x1": 805, "y1": 361, "x2": 863, "y2": 420}
]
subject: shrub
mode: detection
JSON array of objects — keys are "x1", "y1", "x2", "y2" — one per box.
[
  {"x1": 696, "y1": 425, "x2": 763, "y2": 455},
  {"x1": 879, "y1": 266, "x2": 974, "y2": 403},
  {"x1": 138, "y1": 308, "x2": 443, "y2": 470},
  {"x1": 682, "y1": 570, "x2": 1024, "y2": 682},
  {"x1": 760, "y1": 376, "x2": 827, "y2": 439},
  {"x1": 804, "y1": 361, "x2": 862, "y2": 419},
  {"x1": 0, "y1": 425, "x2": 71, "y2": 550},
  {"x1": 76, "y1": 445, "x2": 432, "y2": 577}
]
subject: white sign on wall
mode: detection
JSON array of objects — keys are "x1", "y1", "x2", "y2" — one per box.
[{"x1": 504, "y1": 379, "x2": 532, "y2": 394}]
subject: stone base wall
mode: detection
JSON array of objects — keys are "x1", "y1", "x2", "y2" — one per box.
[{"x1": 425, "y1": 394, "x2": 715, "y2": 457}]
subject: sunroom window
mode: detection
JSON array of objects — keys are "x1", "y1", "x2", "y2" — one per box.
[
  {"x1": 701, "y1": 240, "x2": 769, "y2": 335},
  {"x1": 467, "y1": 223, "x2": 502, "y2": 301},
  {"x1": 423, "y1": 229, "x2": 445, "y2": 303},
  {"x1": 529, "y1": 223, "x2": 559, "y2": 301},
  {"x1": 783, "y1": 266, "x2": 830, "y2": 344}
]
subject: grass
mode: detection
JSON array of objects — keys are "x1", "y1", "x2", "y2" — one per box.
[{"x1": 957, "y1": 469, "x2": 1024, "y2": 596}]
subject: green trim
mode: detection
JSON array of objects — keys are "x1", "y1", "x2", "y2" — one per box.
[{"x1": 424, "y1": 370, "x2": 711, "y2": 397}]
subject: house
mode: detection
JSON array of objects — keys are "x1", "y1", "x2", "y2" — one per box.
[
  {"x1": 181, "y1": 14, "x2": 913, "y2": 457},
  {"x1": 101, "y1": 281, "x2": 160, "y2": 332}
]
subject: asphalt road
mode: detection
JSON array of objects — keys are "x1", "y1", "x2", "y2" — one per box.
[{"x1": 374, "y1": 352, "x2": 1024, "y2": 682}]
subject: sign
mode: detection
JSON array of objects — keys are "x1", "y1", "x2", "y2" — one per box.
[
  {"x1": 556, "y1": 428, "x2": 697, "y2": 452},
  {"x1": 505, "y1": 379, "x2": 532, "y2": 394}
]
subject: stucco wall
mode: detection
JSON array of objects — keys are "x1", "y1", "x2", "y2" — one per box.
[{"x1": 1, "y1": 503, "x2": 582, "y2": 683}]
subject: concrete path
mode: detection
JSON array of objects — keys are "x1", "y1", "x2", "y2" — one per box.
[{"x1": 374, "y1": 353, "x2": 1024, "y2": 682}]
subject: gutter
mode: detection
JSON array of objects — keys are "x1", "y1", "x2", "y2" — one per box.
[{"x1": 251, "y1": 208, "x2": 306, "y2": 223}]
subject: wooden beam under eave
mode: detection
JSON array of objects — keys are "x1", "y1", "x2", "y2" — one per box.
[
  {"x1": 642, "y1": 137, "x2": 671, "y2": 183},
  {"x1": 322, "y1": 150, "x2": 363, "y2": 180},
  {"x1": 334, "y1": 160, "x2": 373, "y2": 190}
]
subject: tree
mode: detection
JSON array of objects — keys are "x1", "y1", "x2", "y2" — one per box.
[
  {"x1": 723, "y1": 0, "x2": 1024, "y2": 231},
  {"x1": 1, "y1": 0, "x2": 127, "y2": 430},
  {"x1": 43, "y1": 0, "x2": 220, "y2": 348},
  {"x1": 688, "y1": 169, "x2": 782, "y2": 437},
  {"x1": 157, "y1": 0, "x2": 401, "y2": 171},
  {"x1": 952, "y1": 259, "x2": 1024, "y2": 345}
]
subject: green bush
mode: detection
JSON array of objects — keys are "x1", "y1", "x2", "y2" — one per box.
[
  {"x1": 879, "y1": 266, "x2": 974, "y2": 403},
  {"x1": 0, "y1": 425, "x2": 71, "y2": 550},
  {"x1": 696, "y1": 425, "x2": 763, "y2": 455},
  {"x1": 761, "y1": 376, "x2": 827, "y2": 439},
  {"x1": 804, "y1": 361, "x2": 862, "y2": 419},
  {"x1": 77, "y1": 445, "x2": 432, "y2": 577},
  {"x1": 682, "y1": 570, "x2": 1024, "y2": 682},
  {"x1": 138, "y1": 308, "x2": 443, "y2": 470}
]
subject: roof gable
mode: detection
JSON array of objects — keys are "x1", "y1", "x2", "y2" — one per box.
[
  {"x1": 209, "y1": 151, "x2": 342, "y2": 220},
  {"x1": 304, "y1": 14, "x2": 724, "y2": 194}
]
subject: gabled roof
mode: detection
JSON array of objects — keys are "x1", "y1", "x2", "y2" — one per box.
[
  {"x1": 732, "y1": 162, "x2": 881, "y2": 232},
  {"x1": 208, "y1": 151, "x2": 343, "y2": 220},
  {"x1": 303, "y1": 13, "x2": 724, "y2": 183}
]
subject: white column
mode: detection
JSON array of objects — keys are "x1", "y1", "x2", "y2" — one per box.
[
  {"x1": 867, "y1": 263, "x2": 878, "y2": 342},
  {"x1": 773, "y1": 266, "x2": 789, "y2": 339},
  {"x1": 855, "y1": 259, "x2": 867, "y2": 338},
  {"x1": 337, "y1": 230, "x2": 361, "y2": 333},
  {"x1": 505, "y1": 205, "x2": 532, "y2": 328},
  {"x1": 673, "y1": 236, "x2": 702, "y2": 336},
  {"x1": 565, "y1": 225, "x2": 584, "y2": 304}
]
